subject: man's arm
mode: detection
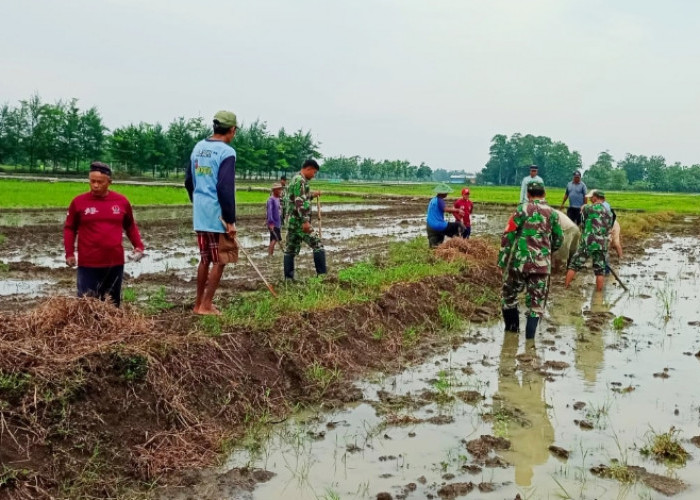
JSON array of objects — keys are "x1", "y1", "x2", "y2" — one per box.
[
  {"x1": 216, "y1": 156, "x2": 237, "y2": 224},
  {"x1": 561, "y1": 185, "x2": 569, "y2": 208},
  {"x1": 184, "y1": 161, "x2": 194, "y2": 202},
  {"x1": 63, "y1": 200, "x2": 79, "y2": 266},
  {"x1": 123, "y1": 201, "x2": 145, "y2": 252}
]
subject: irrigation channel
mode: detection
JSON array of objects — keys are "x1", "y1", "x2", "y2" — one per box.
[{"x1": 153, "y1": 232, "x2": 700, "y2": 499}]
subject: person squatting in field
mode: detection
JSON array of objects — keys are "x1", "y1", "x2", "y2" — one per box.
[
  {"x1": 565, "y1": 189, "x2": 614, "y2": 292},
  {"x1": 283, "y1": 159, "x2": 326, "y2": 280},
  {"x1": 453, "y1": 187, "x2": 474, "y2": 238},
  {"x1": 425, "y1": 183, "x2": 465, "y2": 248},
  {"x1": 185, "y1": 110, "x2": 239, "y2": 315},
  {"x1": 498, "y1": 181, "x2": 563, "y2": 339},
  {"x1": 64, "y1": 162, "x2": 144, "y2": 307},
  {"x1": 267, "y1": 183, "x2": 283, "y2": 256}
]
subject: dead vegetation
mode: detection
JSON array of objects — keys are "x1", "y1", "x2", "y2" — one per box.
[{"x1": 0, "y1": 250, "x2": 502, "y2": 498}]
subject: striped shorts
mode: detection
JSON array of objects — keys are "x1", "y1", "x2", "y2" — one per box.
[{"x1": 196, "y1": 231, "x2": 220, "y2": 264}]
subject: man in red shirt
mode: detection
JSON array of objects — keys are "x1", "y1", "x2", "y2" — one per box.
[
  {"x1": 453, "y1": 187, "x2": 474, "y2": 238},
  {"x1": 63, "y1": 162, "x2": 144, "y2": 307}
]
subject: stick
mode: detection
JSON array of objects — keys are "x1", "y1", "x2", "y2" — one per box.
[
  {"x1": 220, "y1": 218, "x2": 278, "y2": 297},
  {"x1": 316, "y1": 196, "x2": 322, "y2": 239},
  {"x1": 607, "y1": 265, "x2": 628, "y2": 291}
]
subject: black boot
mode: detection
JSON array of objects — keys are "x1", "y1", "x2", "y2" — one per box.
[
  {"x1": 502, "y1": 308, "x2": 519, "y2": 333},
  {"x1": 525, "y1": 316, "x2": 539, "y2": 340},
  {"x1": 313, "y1": 249, "x2": 327, "y2": 276},
  {"x1": 283, "y1": 253, "x2": 295, "y2": 280}
]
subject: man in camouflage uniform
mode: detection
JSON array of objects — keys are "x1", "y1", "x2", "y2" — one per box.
[
  {"x1": 565, "y1": 189, "x2": 613, "y2": 292},
  {"x1": 498, "y1": 182, "x2": 563, "y2": 339},
  {"x1": 280, "y1": 174, "x2": 289, "y2": 227},
  {"x1": 284, "y1": 159, "x2": 326, "y2": 280}
]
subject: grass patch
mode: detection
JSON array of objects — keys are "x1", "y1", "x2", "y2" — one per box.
[
  {"x1": 144, "y1": 286, "x2": 173, "y2": 314},
  {"x1": 199, "y1": 315, "x2": 223, "y2": 337},
  {"x1": 0, "y1": 233, "x2": 6, "y2": 246},
  {"x1": 223, "y1": 238, "x2": 467, "y2": 329},
  {"x1": 305, "y1": 362, "x2": 341, "y2": 391},
  {"x1": 641, "y1": 426, "x2": 689, "y2": 465},
  {"x1": 122, "y1": 287, "x2": 137, "y2": 304}
]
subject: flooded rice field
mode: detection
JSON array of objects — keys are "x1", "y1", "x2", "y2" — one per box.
[
  {"x1": 0, "y1": 202, "x2": 507, "y2": 304},
  {"x1": 192, "y1": 234, "x2": 699, "y2": 500}
]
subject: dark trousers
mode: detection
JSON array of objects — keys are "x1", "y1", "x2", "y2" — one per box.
[
  {"x1": 567, "y1": 206, "x2": 582, "y2": 226},
  {"x1": 77, "y1": 265, "x2": 124, "y2": 307},
  {"x1": 427, "y1": 222, "x2": 461, "y2": 248}
]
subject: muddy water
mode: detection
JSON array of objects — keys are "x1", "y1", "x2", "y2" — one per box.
[
  {"x1": 0, "y1": 205, "x2": 508, "y2": 296},
  {"x1": 219, "y1": 235, "x2": 700, "y2": 499}
]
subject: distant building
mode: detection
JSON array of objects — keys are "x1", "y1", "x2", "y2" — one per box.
[{"x1": 449, "y1": 173, "x2": 477, "y2": 184}]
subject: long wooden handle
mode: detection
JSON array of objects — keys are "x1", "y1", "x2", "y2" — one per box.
[
  {"x1": 316, "y1": 196, "x2": 322, "y2": 239},
  {"x1": 607, "y1": 265, "x2": 628, "y2": 292}
]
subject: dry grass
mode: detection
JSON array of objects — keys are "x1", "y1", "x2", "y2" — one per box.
[{"x1": 433, "y1": 237, "x2": 500, "y2": 264}]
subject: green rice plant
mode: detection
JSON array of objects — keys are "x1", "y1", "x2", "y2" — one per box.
[
  {"x1": 655, "y1": 280, "x2": 677, "y2": 321},
  {"x1": 305, "y1": 362, "x2": 341, "y2": 391},
  {"x1": 122, "y1": 287, "x2": 137, "y2": 303},
  {"x1": 144, "y1": 286, "x2": 173, "y2": 314},
  {"x1": 612, "y1": 316, "x2": 625, "y2": 330},
  {"x1": 199, "y1": 315, "x2": 223, "y2": 337},
  {"x1": 640, "y1": 426, "x2": 689, "y2": 465}
]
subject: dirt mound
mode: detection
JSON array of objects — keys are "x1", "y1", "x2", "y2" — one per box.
[
  {"x1": 0, "y1": 268, "x2": 502, "y2": 498},
  {"x1": 433, "y1": 237, "x2": 499, "y2": 265}
]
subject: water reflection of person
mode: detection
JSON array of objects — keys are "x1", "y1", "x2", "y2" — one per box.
[
  {"x1": 496, "y1": 334, "x2": 554, "y2": 487},
  {"x1": 575, "y1": 292, "x2": 608, "y2": 386}
]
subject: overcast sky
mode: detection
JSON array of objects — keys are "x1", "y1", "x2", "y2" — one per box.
[{"x1": 2, "y1": 0, "x2": 699, "y2": 172}]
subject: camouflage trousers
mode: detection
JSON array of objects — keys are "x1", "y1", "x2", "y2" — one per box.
[
  {"x1": 501, "y1": 271, "x2": 549, "y2": 318},
  {"x1": 285, "y1": 218, "x2": 323, "y2": 256},
  {"x1": 568, "y1": 240, "x2": 607, "y2": 276}
]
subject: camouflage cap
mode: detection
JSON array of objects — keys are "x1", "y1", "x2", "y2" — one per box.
[
  {"x1": 586, "y1": 189, "x2": 605, "y2": 199},
  {"x1": 527, "y1": 181, "x2": 545, "y2": 192},
  {"x1": 433, "y1": 183, "x2": 453, "y2": 194}
]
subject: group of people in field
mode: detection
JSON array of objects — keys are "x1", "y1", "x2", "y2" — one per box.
[
  {"x1": 64, "y1": 110, "x2": 327, "y2": 316},
  {"x1": 63, "y1": 110, "x2": 623, "y2": 334},
  {"x1": 425, "y1": 163, "x2": 623, "y2": 339}
]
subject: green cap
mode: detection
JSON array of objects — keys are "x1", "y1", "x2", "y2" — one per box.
[
  {"x1": 433, "y1": 183, "x2": 453, "y2": 194},
  {"x1": 213, "y1": 110, "x2": 238, "y2": 129}
]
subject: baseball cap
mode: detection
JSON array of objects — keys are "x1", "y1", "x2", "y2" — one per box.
[
  {"x1": 213, "y1": 110, "x2": 238, "y2": 129},
  {"x1": 461, "y1": 187, "x2": 470, "y2": 196},
  {"x1": 529, "y1": 164, "x2": 539, "y2": 171},
  {"x1": 573, "y1": 170, "x2": 581, "y2": 176},
  {"x1": 585, "y1": 189, "x2": 605, "y2": 199},
  {"x1": 433, "y1": 183, "x2": 453, "y2": 194}
]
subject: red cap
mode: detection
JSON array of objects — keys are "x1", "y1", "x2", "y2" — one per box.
[{"x1": 461, "y1": 188, "x2": 470, "y2": 196}]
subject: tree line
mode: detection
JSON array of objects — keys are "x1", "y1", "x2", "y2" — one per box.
[
  {"x1": 0, "y1": 93, "x2": 439, "y2": 181},
  {"x1": 479, "y1": 133, "x2": 700, "y2": 192}
]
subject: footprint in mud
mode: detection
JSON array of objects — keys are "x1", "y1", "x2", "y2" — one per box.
[
  {"x1": 548, "y1": 445, "x2": 570, "y2": 459},
  {"x1": 575, "y1": 419, "x2": 594, "y2": 430}
]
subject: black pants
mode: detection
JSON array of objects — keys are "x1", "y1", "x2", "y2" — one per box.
[
  {"x1": 567, "y1": 206, "x2": 583, "y2": 226},
  {"x1": 427, "y1": 222, "x2": 461, "y2": 248},
  {"x1": 77, "y1": 265, "x2": 124, "y2": 307}
]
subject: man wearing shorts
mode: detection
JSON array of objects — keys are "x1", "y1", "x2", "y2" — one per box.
[{"x1": 185, "y1": 110, "x2": 238, "y2": 315}]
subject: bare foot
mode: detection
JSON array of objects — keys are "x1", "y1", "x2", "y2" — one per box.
[
  {"x1": 193, "y1": 306, "x2": 201, "y2": 314},
  {"x1": 196, "y1": 306, "x2": 221, "y2": 316}
]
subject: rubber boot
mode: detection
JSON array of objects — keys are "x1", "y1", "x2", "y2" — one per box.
[
  {"x1": 283, "y1": 253, "x2": 295, "y2": 280},
  {"x1": 313, "y1": 249, "x2": 327, "y2": 276},
  {"x1": 525, "y1": 316, "x2": 539, "y2": 340},
  {"x1": 502, "y1": 308, "x2": 519, "y2": 333}
]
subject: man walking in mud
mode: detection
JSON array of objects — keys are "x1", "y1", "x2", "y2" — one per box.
[
  {"x1": 185, "y1": 110, "x2": 239, "y2": 315},
  {"x1": 64, "y1": 162, "x2": 144, "y2": 307},
  {"x1": 565, "y1": 189, "x2": 613, "y2": 292},
  {"x1": 284, "y1": 159, "x2": 326, "y2": 280},
  {"x1": 560, "y1": 170, "x2": 587, "y2": 226},
  {"x1": 499, "y1": 182, "x2": 563, "y2": 339}
]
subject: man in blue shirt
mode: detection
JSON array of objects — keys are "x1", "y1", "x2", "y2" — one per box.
[
  {"x1": 185, "y1": 110, "x2": 238, "y2": 315},
  {"x1": 520, "y1": 165, "x2": 544, "y2": 204},
  {"x1": 426, "y1": 183, "x2": 464, "y2": 248},
  {"x1": 560, "y1": 170, "x2": 587, "y2": 225}
]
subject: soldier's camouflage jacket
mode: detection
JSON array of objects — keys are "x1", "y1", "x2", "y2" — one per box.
[
  {"x1": 498, "y1": 199, "x2": 564, "y2": 274},
  {"x1": 286, "y1": 173, "x2": 313, "y2": 224},
  {"x1": 580, "y1": 202, "x2": 613, "y2": 251}
]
